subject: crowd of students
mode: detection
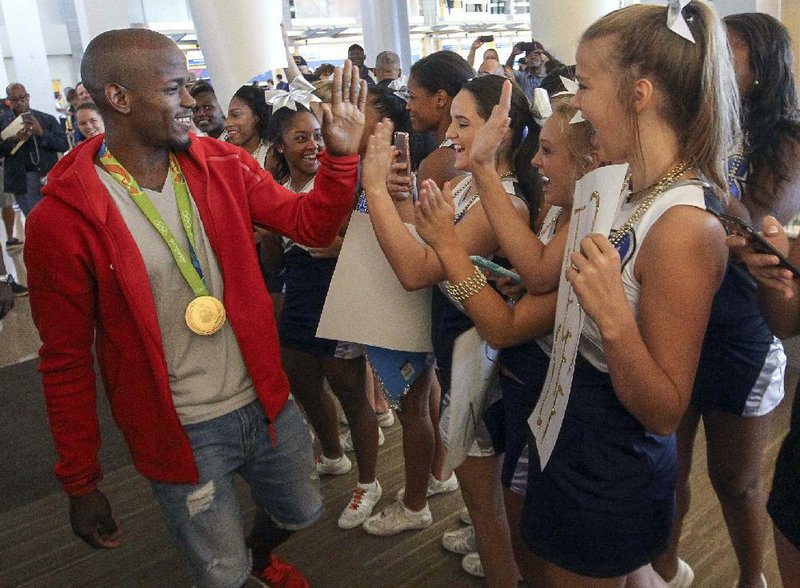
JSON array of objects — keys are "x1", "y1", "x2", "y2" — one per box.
[{"x1": 13, "y1": 1, "x2": 800, "y2": 587}]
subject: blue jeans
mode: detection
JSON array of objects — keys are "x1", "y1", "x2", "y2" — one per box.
[
  {"x1": 15, "y1": 171, "x2": 43, "y2": 217},
  {"x1": 151, "y1": 398, "x2": 322, "y2": 588}
]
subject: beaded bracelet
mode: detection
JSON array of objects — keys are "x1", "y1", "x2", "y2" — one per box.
[{"x1": 444, "y1": 265, "x2": 488, "y2": 302}]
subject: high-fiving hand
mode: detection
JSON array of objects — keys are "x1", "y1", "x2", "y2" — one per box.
[
  {"x1": 320, "y1": 60, "x2": 368, "y2": 156},
  {"x1": 361, "y1": 118, "x2": 396, "y2": 194},
  {"x1": 415, "y1": 179, "x2": 458, "y2": 251},
  {"x1": 470, "y1": 79, "x2": 512, "y2": 170}
]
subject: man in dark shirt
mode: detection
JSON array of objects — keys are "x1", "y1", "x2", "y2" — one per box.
[{"x1": 0, "y1": 83, "x2": 68, "y2": 217}]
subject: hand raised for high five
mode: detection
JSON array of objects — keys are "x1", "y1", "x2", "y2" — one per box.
[
  {"x1": 470, "y1": 79, "x2": 513, "y2": 170},
  {"x1": 361, "y1": 118, "x2": 396, "y2": 194},
  {"x1": 414, "y1": 179, "x2": 458, "y2": 251},
  {"x1": 320, "y1": 59, "x2": 367, "y2": 157}
]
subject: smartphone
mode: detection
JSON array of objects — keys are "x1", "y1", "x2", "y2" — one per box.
[
  {"x1": 393, "y1": 131, "x2": 410, "y2": 165},
  {"x1": 470, "y1": 255, "x2": 522, "y2": 284},
  {"x1": 710, "y1": 210, "x2": 800, "y2": 279},
  {"x1": 479, "y1": 35, "x2": 494, "y2": 43}
]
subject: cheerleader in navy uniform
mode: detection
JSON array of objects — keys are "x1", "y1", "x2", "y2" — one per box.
[
  {"x1": 735, "y1": 218, "x2": 800, "y2": 588},
  {"x1": 654, "y1": 13, "x2": 800, "y2": 588},
  {"x1": 413, "y1": 88, "x2": 599, "y2": 585},
  {"x1": 416, "y1": 1, "x2": 736, "y2": 584},
  {"x1": 361, "y1": 73, "x2": 540, "y2": 586},
  {"x1": 265, "y1": 102, "x2": 382, "y2": 531}
]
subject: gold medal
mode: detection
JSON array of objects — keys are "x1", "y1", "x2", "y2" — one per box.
[{"x1": 185, "y1": 295, "x2": 226, "y2": 335}]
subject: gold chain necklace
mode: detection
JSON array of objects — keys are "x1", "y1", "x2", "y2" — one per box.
[
  {"x1": 251, "y1": 140, "x2": 265, "y2": 166},
  {"x1": 609, "y1": 161, "x2": 690, "y2": 246}
]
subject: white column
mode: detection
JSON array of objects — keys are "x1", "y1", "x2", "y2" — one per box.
[
  {"x1": 359, "y1": 0, "x2": 413, "y2": 76},
  {"x1": 187, "y1": 0, "x2": 287, "y2": 112},
  {"x1": 0, "y1": 36, "x2": 8, "y2": 96},
  {"x1": 422, "y1": 0, "x2": 440, "y2": 25},
  {"x1": 73, "y1": 0, "x2": 129, "y2": 49},
  {"x1": 529, "y1": 0, "x2": 620, "y2": 65},
  {"x1": 0, "y1": 0, "x2": 55, "y2": 116}
]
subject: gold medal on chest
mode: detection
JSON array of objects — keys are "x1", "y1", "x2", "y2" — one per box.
[{"x1": 185, "y1": 295, "x2": 226, "y2": 335}]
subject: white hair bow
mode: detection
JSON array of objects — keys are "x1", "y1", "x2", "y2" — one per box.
[
  {"x1": 388, "y1": 77, "x2": 410, "y2": 103},
  {"x1": 667, "y1": 0, "x2": 695, "y2": 43},
  {"x1": 550, "y1": 76, "x2": 585, "y2": 124},
  {"x1": 264, "y1": 76, "x2": 322, "y2": 113},
  {"x1": 531, "y1": 88, "x2": 552, "y2": 123}
]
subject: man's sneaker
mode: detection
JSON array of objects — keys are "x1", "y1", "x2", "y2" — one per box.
[
  {"x1": 315, "y1": 453, "x2": 352, "y2": 476},
  {"x1": 339, "y1": 427, "x2": 384, "y2": 452},
  {"x1": 396, "y1": 472, "x2": 460, "y2": 501},
  {"x1": 461, "y1": 552, "x2": 485, "y2": 578},
  {"x1": 260, "y1": 554, "x2": 311, "y2": 588},
  {"x1": 362, "y1": 500, "x2": 432, "y2": 535},
  {"x1": 442, "y1": 524, "x2": 476, "y2": 554},
  {"x1": 9, "y1": 278, "x2": 27, "y2": 297},
  {"x1": 667, "y1": 558, "x2": 694, "y2": 588},
  {"x1": 338, "y1": 481, "x2": 382, "y2": 529},
  {"x1": 376, "y1": 410, "x2": 395, "y2": 428},
  {"x1": 5, "y1": 238, "x2": 23, "y2": 249}
]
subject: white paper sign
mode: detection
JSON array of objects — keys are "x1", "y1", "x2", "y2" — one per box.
[
  {"x1": 316, "y1": 212, "x2": 433, "y2": 352},
  {"x1": 529, "y1": 164, "x2": 629, "y2": 469},
  {"x1": 443, "y1": 327, "x2": 499, "y2": 473},
  {"x1": 1, "y1": 115, "x2": 24, "y2": 141}
]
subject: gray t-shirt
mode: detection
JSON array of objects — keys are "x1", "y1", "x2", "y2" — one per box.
[{"x1": 97, "y1": 165, "x2": 256, "y2": 425}]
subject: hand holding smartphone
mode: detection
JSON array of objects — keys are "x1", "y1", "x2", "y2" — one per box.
[
  {"x1": 470, "y1": 255, "x2": 522, "y2": 284},
  {"x1": 710, "y1": 210, "x2": 800, "y2": 279},
  {"x1": 393, "y1": 131, "x2": 415, "y2": 201}
]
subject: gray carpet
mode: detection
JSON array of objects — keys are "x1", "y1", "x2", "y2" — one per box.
[{"x1": 0, "y1": 358, "x2": 132, "y2": 513}]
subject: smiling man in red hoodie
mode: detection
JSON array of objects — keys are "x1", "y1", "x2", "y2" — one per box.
[{"x1": 24, "y1": 28, "x2": 365, "y2": 588}]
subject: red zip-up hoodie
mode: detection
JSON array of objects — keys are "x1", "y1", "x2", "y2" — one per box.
[{"x1": 25, "y1": 133, "x2": 358, "y2": 496}]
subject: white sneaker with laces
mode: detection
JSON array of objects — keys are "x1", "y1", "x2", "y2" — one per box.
[
  {"x1": 396, "y1": 472, "x2": 459, "y2": 501},
  {"x1": 442, "y1": 524, "x2": 476, "y2": 555},
  {"x1": 339, "y1": 427, "x2": 385, "y2": 452},
  {"x1": 461, "y1": 552, "x2": 485, "y2": 578},
  {"x1": 667, "y1": 558, "x2": 694, "y2": 588},
  {"x1": 338, "y1": 481, "x2": 382, "y2": 529},
  {"x1": 362, "y1": 500, "x2": 432, "y2": 535},
  {"x1": 315, "y1": 454, "x2": 352, "y2": 476}
]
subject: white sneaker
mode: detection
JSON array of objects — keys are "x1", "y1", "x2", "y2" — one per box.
[
  {"x1": 339, "y1": 427, "x2": 385, "y2": 452},
  {"x1": 442, "y1": 524, "x2": 476, "y2": 555},
  {"x1": 341, "y1": 410, "x2": 394, "y2": 428},
  {"x1": 362, "y1": 500, "x2": 432, "y2": 535},
  {"x1": 396, "y1": 472, "x2": 460, "y2": 501},
  {"x1": 461, "y1": 552, "x2": 485, "y2": 578},
  {"x1": 667, "y1": 558, "x2": 694, "y2": 588},
  {"x1": 459, "y1": 507, "x2": 472, "y2": 525},
  {"x1": 315, "y1": 454, "x2": 352, "y2": 476},
  {"x1": 376, "y1": 410, "x2": 395, "y2": 428},
  {"x1": 338, "y1": 481, "x2": 382, "y2": 529}
]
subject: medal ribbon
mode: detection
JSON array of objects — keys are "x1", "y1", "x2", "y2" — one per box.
[{"x1": 98, "y1": 143, "x2": 210, "y2": 298}]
